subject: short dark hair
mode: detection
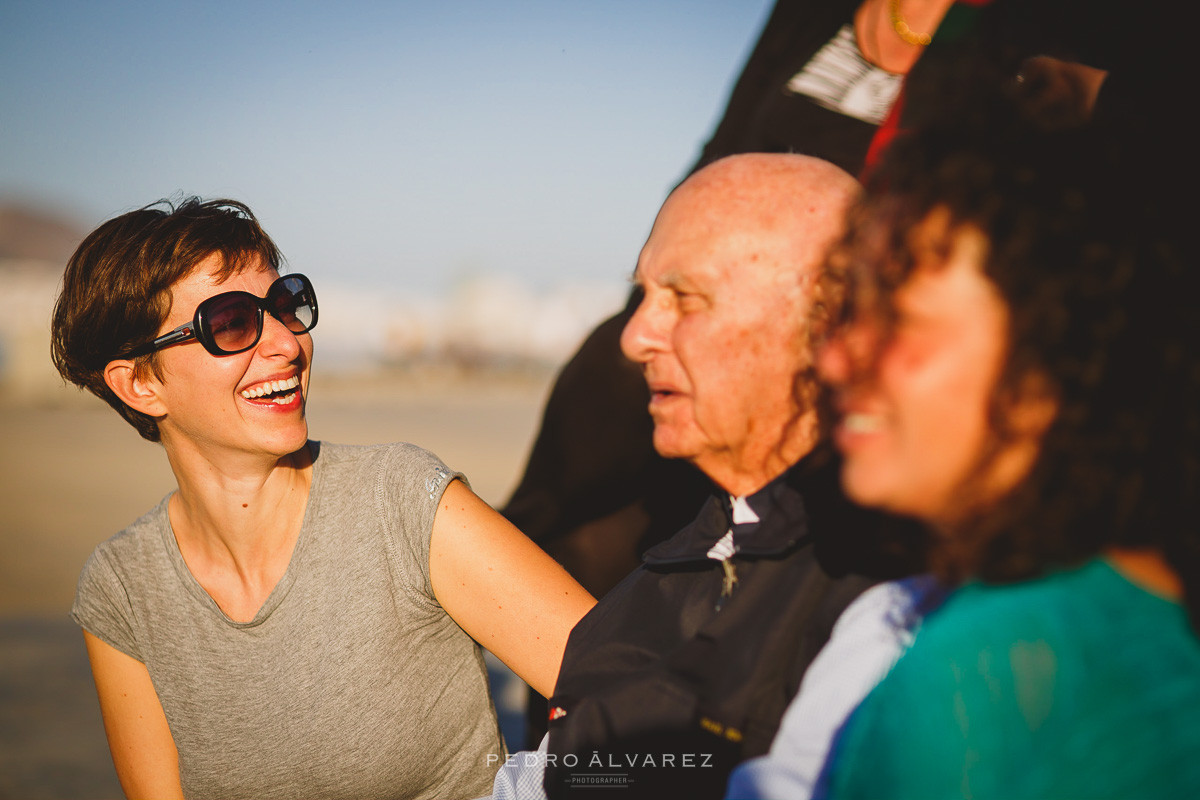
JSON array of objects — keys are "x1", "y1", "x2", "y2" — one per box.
[
  {"x1": 830, "y1": 93, "x2": 1199, "y2": 624},
  {"x1": 51, "y1": 198, "x2": 284, "y2": 441}
]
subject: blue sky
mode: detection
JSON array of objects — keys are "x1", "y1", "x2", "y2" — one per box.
[{"x1": 0, "y1": 0, "x2": 773, "y2": 295}]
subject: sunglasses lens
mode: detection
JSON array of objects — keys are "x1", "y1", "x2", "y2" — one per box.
[
  {"x1": 269, "y1": 276, "x2": 316, "y2": 333},
  {"x1": 190, "y1": 275, "x2": 316, "y2": 356},
  {"x1": 205, "y1": 294, "x2": 261, "y2": 354}
]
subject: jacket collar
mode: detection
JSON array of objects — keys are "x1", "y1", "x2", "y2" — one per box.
[{"x1": 642, "y1": 449, "x2": 832, "y2": 565}]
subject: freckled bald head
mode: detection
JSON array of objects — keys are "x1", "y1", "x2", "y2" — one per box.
[
  {"x1": 622, "y1": 153, "x2": 860, "y2": 495},
  {"x1": 649, "y1": 153, "x2": 860, "y2": 286}
]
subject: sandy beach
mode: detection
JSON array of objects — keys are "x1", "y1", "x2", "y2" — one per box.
[{"x1": 0, "y1": 368, "x2": 553, "y2": 799}]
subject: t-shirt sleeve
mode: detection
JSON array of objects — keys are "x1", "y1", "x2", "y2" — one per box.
[
  {"x1": 70, "y1": 546, "x2": 144, "y2": 662},
  {"x1": 375, "y1": 443, "x2": 466, "y2": 602}
]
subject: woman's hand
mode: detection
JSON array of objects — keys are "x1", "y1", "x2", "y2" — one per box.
[
  {"x1": 429, "y1": 480, "x2": 596, "y2": 697},
  {"x1": 83, "y1": 631, "x2": 184, "y2": 800}
]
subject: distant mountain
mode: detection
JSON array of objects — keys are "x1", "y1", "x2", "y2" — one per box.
[{"x1": 0, "y1": 203, "x2": 86, "y2": 267}]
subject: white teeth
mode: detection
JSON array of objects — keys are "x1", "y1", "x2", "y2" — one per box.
[
  {"x1": 843, "y1": 413, "x2": 882, "y2": 434},
  {"x1": 241, "y1": 375, "x2": 300, "y2": 399}
]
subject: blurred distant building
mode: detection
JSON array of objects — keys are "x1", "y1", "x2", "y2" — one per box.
[
  {"x1": 321, "y1": 275, "x2": 626, "y2": 374},
  {"x1": 0, "y1": 204, "x2": 84, "y2": 400},
  {"x1": 0, "y1": 202, "x2": 626, "y2": 397}
]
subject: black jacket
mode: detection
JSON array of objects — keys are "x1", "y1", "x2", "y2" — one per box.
[{"x1": 544, "y1": 448, "x2": 924, "y2": 799}]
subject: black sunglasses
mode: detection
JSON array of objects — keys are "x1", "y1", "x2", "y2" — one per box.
[{"x1": 127, "y1": 274, "x2": 318, "y2": 358}]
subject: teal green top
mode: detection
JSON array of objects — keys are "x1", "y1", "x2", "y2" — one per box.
[{"x1": 825, "y1": 558, "x2": 1200, "y2": 800}]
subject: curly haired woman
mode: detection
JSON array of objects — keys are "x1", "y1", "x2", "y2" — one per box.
[{"x1": 813, "y1": 102, "x2": 1200, "y2": 798}]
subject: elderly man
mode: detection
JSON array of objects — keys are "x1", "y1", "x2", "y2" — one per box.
[{"x1": 504, "y1": 153, "x2": 921, "y2": 800}]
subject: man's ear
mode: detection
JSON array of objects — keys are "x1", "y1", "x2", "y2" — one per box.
[{"x1": 103, "y1": 359, "x2": 167, "y2": 418}]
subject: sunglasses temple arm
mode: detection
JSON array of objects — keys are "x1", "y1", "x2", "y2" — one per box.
[
  {"x1": 126, "y1": 325, "x2": 197, "y2": 358},
  {"x1": 155, "y1": 325, "x2": 198, "y2": 348}
]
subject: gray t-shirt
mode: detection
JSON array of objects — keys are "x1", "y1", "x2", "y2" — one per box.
[{"x1": 72, "y1": 441, "x2": 504, "y2": 800}]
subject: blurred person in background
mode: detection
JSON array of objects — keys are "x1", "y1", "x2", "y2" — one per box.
[{"x1": 50, "y1": 198, "x2": 594, "y2": 800}]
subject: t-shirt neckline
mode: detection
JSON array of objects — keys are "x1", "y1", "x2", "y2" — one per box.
[{"x1": 158, "y1": 441, "x2": 325, "y2": 629}]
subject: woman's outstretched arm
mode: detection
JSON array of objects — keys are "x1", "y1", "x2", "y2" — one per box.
[
  {"x1": 83, "y1": 630, "x2": 184, "y2": 800},
  {"x1": 429, "y1": 479, "x2": 596, "y2": 697}
]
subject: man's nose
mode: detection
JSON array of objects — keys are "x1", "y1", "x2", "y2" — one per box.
[{"x1": 619, "y1": 291, "x2": 663, "y2": 364}]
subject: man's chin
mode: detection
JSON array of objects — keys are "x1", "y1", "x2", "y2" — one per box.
[{"x1": 650, "y1": 428, "x2": 701, "y2": 463}]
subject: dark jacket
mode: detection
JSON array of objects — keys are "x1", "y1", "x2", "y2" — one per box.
[{"x1": 544, "y1": 447, "x2": 924, "y2": 799}]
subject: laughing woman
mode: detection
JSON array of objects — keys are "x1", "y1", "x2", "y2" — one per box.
[
  {"x1": 50, "y1": 199, "x2": 595, "y2": 800},
  {"x1": 814, "y1": 114, "x2": 1200, "y2": 797}
]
